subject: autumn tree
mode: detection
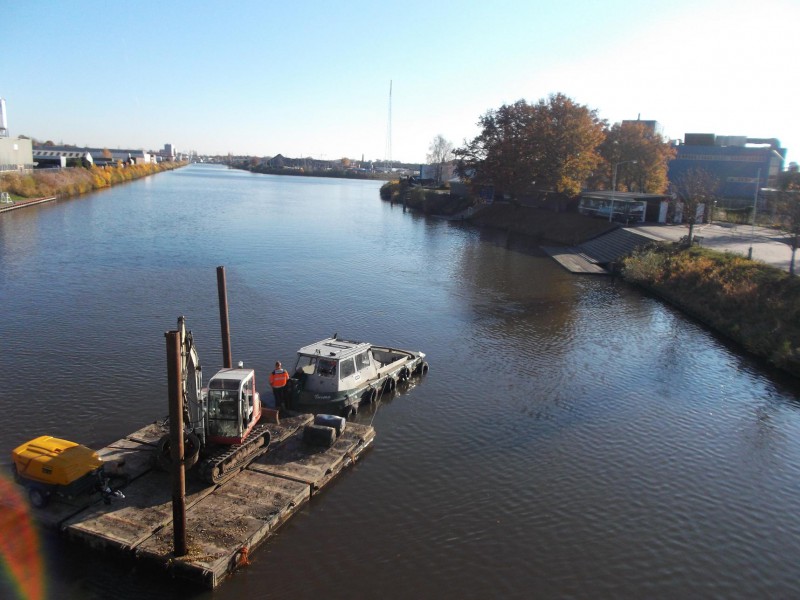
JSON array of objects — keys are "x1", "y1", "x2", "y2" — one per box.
[
  {"x1": 671, "y1": 168, "x2": 719, "y2": 246},
  {"x1": 456, "y1": 93, "x2": 605, "y2": 199},
  {"x1": 774, "y1": 170, "x2": 800, "y2": 275},
  {"x1": 595, "y1": 121, "x2": 676, "y2": 193},
  {"x1": 426, "y1": 134, "x2": 454, "y2": 185}
]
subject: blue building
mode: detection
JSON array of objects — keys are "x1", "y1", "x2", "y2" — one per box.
[{"x1": 668, "y1": 134, "x2": 786, "y2": 205}]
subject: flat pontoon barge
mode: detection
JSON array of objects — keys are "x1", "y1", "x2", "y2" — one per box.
[{"x1": 21, "y1": 414, "x2": 374, "y2": 589}]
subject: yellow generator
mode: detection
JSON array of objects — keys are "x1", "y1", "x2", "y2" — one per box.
[{"x1": 11, "y1": 436, "x2": 106, "y2": 508}]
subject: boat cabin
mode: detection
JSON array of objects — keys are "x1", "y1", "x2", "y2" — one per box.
[{"x1": 293, "y1": 338, "x2": 379, "y2": 395}]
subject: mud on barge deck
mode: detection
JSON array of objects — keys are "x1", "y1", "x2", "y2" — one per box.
[{"x1": 28, "y1": 414, "x2": 374, "y2": 589}]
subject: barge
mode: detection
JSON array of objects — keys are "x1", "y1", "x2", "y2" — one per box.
[{"x1": 13, "y1": 415, "x2": 374, "y2": 589}]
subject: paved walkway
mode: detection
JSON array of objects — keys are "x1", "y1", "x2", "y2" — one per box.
[{"x1": 630, "y1": 222, "x2": 796, "y2": 272}]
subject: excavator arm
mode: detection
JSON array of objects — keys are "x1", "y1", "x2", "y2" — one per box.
[{"x1": 177, "y1": 316, "x2": 205, "y2": 446}]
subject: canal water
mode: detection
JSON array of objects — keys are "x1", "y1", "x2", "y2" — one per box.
[{"x1": 2, "y1": 164, "x2": 800, "y2": 599}]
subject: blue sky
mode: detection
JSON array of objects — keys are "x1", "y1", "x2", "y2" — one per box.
[{"x1": 4, "y1": 0, "x2": 799, "y2": 164}]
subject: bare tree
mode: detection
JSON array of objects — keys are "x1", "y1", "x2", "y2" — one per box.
[
  {"x1": 672, "y1": 168, "x2": 719, "y2": 246},
  {"x1": 426, "y1": 135, "x2": 454, "y2": 185},
  {"x1": 775, "y1": 171, "x2": 800, "y2": 275}
]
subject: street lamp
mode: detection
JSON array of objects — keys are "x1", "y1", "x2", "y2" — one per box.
[
  {"x1": 748, "y1": 168, "x2": 761, "y2": 260},
  {"x1": 609, "y1": 160, "x2": 638, "y2": 222}
]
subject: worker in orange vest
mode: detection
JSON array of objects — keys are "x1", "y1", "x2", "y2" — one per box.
[{"x1": 269, "y1": 361, "x2": 290, "y2": 410}]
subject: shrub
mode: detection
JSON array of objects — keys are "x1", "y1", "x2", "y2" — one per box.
[
  {"x1": 0, "y1": 162, "x2": 185, "y2": 199},
  {"x1": 622, "y1": 245, "x2": 800, "y2": 377}
]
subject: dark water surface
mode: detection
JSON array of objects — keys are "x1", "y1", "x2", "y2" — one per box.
[{"x1": 2, "y1": 164, "x2": 800, "y2": 599}]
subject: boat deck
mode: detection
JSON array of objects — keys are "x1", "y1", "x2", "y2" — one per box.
[{"x1": 27, "y1": 414, "x2": 374, "y2": 589}]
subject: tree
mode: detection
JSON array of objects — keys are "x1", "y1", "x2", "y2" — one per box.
[
  {"x1": 456, "y1": 93, "x2": 605, "y2": 198},
  {"x1": 595, "y1": 121, "x2": 676, "y2": 193},
  {"x1": 774, "y1": 170, "x2": 800, "y2": 275},
  {"x1": 426, "y1": 135, "x2": 454, "y2": 185},
  {"x1": 672, "y1": 168, "x2": 719, "y2": 246}
]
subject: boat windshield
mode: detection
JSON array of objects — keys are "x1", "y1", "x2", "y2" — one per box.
[
  {"x1": 317, "y1": 358, "x2": 337, "y2": 378},
  {"x1": 294, "y1": 355, "x2": 318, "y2": 376},
  {"x1": 207, "y1": 387, "x2": 240, "y2": 438}
]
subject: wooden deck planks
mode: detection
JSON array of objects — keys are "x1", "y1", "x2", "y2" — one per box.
[
  {"x1": 97, "y1": 437, "x2": 158, "y2": 481},
  {"x1": 63, "y1": 472, "x2": 216, "y2": 550},
  {"x1": 136, "y1": 470, "x2": 310, "y2": 587},
  {"x1": 250, "y1": 423, "x2": 375, "y2": 494},
  {"x1": 25, "y1": 490, "x2": 103, "y2": 531}
]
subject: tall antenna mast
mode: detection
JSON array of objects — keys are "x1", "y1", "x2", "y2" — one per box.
[{"x1": 385, "y1": 80, "x2": 392, "y2": 171}]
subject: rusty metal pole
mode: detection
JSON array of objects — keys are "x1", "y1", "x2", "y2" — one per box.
[
  {"x1": 217, "y1": 265, "x2": 233, "y2": 369},
  {"x1": 165, "y1": 330, "x2": 187, "y2": 557}
]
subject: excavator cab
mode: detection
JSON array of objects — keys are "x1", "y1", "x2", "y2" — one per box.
[
  {"x1": 157, "y1": 316, "x2": 270, "y2": 485},
  {"x1": 206, "y1": 368, "x2": 261, "y2": 445}
]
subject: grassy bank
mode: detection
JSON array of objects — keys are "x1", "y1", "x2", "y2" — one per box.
[
  {"x1": 0, "y1": 162, "x2": 187, "y2": 200},
  {"x1": 622, "y1": 244, "x2": 800, "y2": 377},
  {"x1": 244, "y1": 165, "x2": 394, "y2": 181},
  {"x1": 467, "y1": 203, "x2": 615, "y2": 245},
  {"x1": 379, "y1": 181, "x2": 614, "y2": 244}
]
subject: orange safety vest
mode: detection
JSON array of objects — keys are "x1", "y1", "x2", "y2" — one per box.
[{"x1": 270, "y1": 368, "x2": 289, "y2": 387}]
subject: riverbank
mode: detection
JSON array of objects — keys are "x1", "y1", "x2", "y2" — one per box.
[
  {"x1": 0, "y1": 161, "x2": 187, "y2": 201},
  {"x1": 383, "y1": 182, "x2": 800, "y2": 377},
  {"x1": 237, "y1": 164, "x2": 394, "y2": 181},
  {"x1": 466, "y1": 203, "x2": 615, "y2": 245},
  {"x1": 622, "y1": 244, "x2": 800, "y2": 377},
  {"x1": 380, "y1": 180, "x2": 615, "y2": 244}
]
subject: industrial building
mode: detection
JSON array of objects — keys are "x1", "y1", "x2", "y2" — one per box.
[
  {"x1": 668, "y1": 134, "x2": 786, "y2": 205},
  {"x1": 32, "y1": 146, "x2": 153, "y2": 167}
]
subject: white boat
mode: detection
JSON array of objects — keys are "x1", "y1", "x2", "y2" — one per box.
[{"x1": 287, "y1": 335, "x2": 427, "y2": 417}]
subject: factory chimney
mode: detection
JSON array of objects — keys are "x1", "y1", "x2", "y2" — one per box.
[{"x1": 0, "y1": 98, "x2": 8, "y2": 137}]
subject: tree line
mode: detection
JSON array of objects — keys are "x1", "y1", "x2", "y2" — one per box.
[
  {"x1": 425, "y1": 93, "x2": 676, "y2": 198},
  {"x1": 422, "y1": 92, "x2": 800, "y2": 273}
]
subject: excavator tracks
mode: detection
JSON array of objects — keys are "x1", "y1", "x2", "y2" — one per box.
[{"x1": 198, "y1": 424, "x2": 272, "y2": 485}]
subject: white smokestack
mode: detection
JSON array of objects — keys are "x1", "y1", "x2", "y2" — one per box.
[{"x1": 0, "y1": 98, "x2": 8, "y2": 137}]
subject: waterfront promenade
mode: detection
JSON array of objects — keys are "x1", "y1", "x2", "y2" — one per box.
[{"x1": 633, "y1": 222, "x2": 796, "y2": 272}]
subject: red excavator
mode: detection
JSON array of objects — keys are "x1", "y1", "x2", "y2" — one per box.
[{"x1": 155, "y1": 316, "x2": 271, "y2": 484}]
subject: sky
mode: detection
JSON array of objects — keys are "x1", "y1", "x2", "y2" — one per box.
[{"x1": 4, "y1": 0, "x2": 800, "y2": 165}]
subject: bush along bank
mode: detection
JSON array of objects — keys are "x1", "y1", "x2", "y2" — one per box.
[
  {"x1": 0, "y1": 161, "x2": 187, "y2": 200},
  {"x1": 379, "y1": 180, "x2": 475, "y2": 216},
  {"x1": 621, "y1": 244, "x2": 800, "y2": 377},
  {"x1": 380, "y1": 180, "x2": 616, "y2": 244}
]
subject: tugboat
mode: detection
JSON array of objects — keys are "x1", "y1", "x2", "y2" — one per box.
[{"x1": 287, "y1": 335, "x2": 427, "y2": 417}]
